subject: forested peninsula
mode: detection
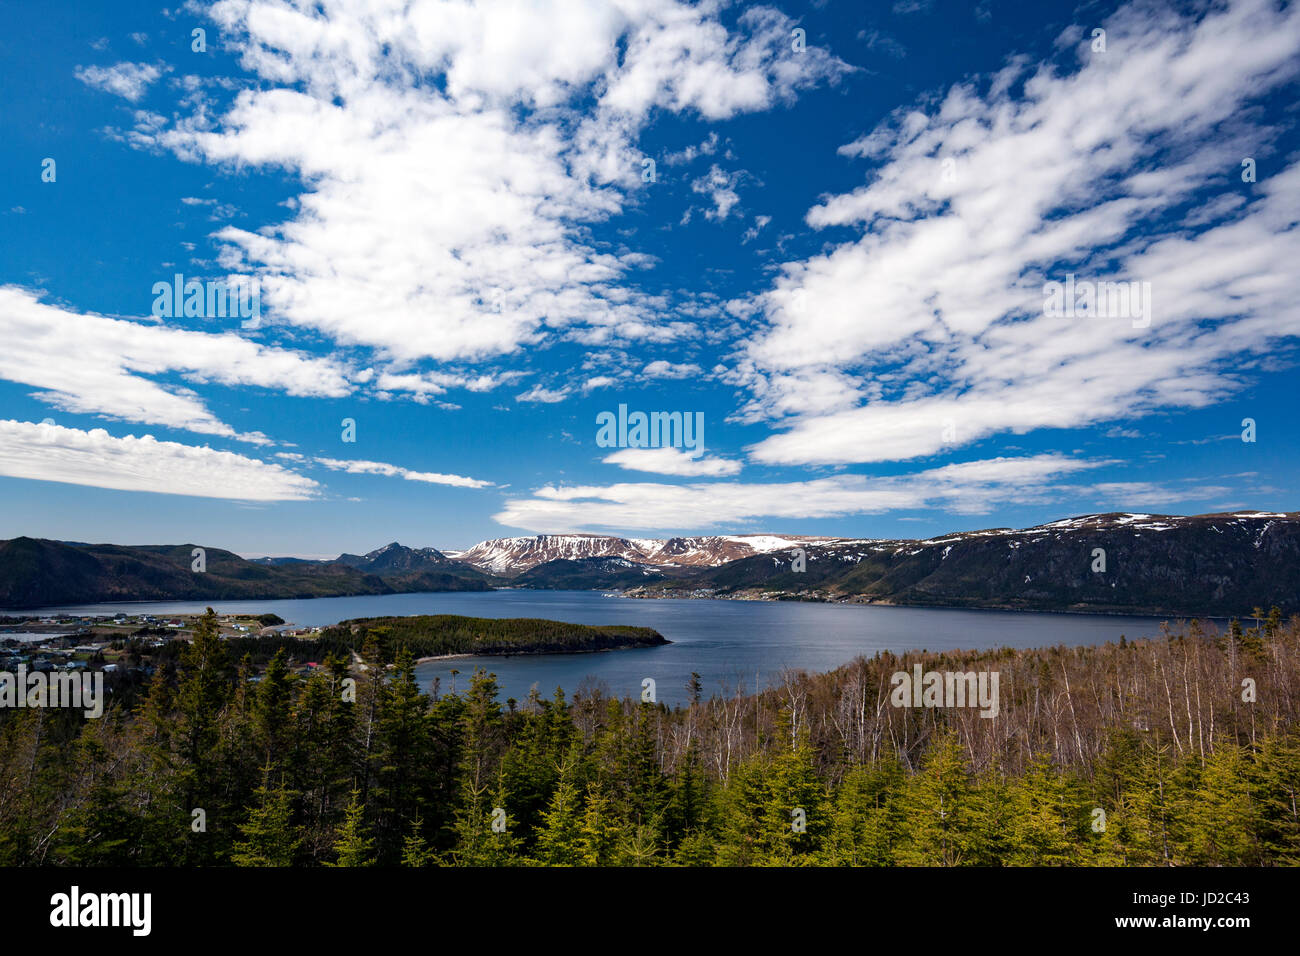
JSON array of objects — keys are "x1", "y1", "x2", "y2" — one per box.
[{"x1": 317, "y1": 614, "x2": 669, "y2": 659}]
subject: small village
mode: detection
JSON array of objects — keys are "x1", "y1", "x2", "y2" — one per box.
[{"x1": 0, "y1": 611, "x2": 326, "y2": 677}]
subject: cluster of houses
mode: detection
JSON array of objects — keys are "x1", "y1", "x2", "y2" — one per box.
[
  {"x1": 2, "y1": 611, "x2": 327, "y2": 679},
  {"x1": 0, "y1": 635, "x2": 117, "y2": 674}
]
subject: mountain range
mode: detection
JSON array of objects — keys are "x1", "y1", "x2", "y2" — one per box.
[
  {"x1": 0, "y1": 538, "x2": 488, "y2": 609},
  {"x1": 1, "y1": 511, "x2": 1296, "y2": 616},
  {"x1": 444, "y1": 533, "x2": 833, "y2": 574}
]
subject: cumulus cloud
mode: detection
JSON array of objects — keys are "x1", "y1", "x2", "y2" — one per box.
[
  {"x1": 642, "y1": 359, "x2": 702, "y2": 379},
  {"x1": 736, "y1": 0, "x2": 1300, "y2": 466},
  {"x1": 691, "y1": 164, "x2": 742, "y2": 221},
  {"x1": 515, "y1": 384, "x2": 570, "y2": 404},
  {"x1": 75, "y1": 61, "x2": 164, "y2": 101},
  {"x1": 0, "y1": 420, "x2": 318, "y2": 500},
  {"x1": 138, "y1": 0, "x2": 848, "y2": 368}
]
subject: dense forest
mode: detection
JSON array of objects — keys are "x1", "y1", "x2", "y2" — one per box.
[
  {"x1": 1, "y1": 608, "x2": 1297, "y2": 866},
  {"x1": 317, "y1": 615, "x2": 669, "y2": 657}
]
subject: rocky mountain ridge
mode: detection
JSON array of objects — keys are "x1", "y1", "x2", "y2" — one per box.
[{"x1": 3, "y1": 512, "x2": 1295, "y2": 615}]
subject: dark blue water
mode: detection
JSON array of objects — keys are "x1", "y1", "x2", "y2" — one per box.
[{"x1": 7, "y1": 590, "x2": 1182, "y2": 706}]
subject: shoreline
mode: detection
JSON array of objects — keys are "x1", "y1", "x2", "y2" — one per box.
[
  {"x1": 413, "y1": 652, "x2": 475, "y2": 664},
  {"x1": 413, "y1": 642, "x2": 669, "y2": 665},
  {"x1": 610, "y1": 588, "x2": 1238, "y2": 621}
]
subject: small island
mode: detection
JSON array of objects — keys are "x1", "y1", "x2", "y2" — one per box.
[{"x1": 318, "y1": 614, "x2": 669, "y2": 660}]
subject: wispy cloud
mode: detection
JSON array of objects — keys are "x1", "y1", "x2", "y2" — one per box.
[
  {"x1": 315, "y1": 457, "x2": 492, "y2": 489},
  {"x1": 0, "y1": 286, "x2": 350, "y2": 441},
  {"x1": 734, "y1": 0, "x2": 1300, "y2": 467},
  {"x1": 0, "y1": 420, "x2": 317, "y2": 500},
  {"x1": 602, "y1": 446, "x2": 742, "y2": 478},
  {"x1": 497, "y1": 454, "x2": 1104, "y2": 531}
]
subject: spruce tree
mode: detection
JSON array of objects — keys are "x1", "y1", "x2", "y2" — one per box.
[
  {"x1": 232, "y1": 769, "x2": 302, "y2": 867},
  {"x1": 329, "y1": 788, "x2": 375, "y2": 866},
  {"x1": 401, "y1": 814, "x2": 436, "y2": 867},
  {"x1": 534, "y1": 750, "x2": 585, "y2": 865},
  {"x1": 893, "y1": 733, "x2": 973, "y2": 866}
]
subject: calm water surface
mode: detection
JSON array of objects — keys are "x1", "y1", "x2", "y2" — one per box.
[{"x1": 5, "y1": 590, "x2": 1187, "y2": 706}]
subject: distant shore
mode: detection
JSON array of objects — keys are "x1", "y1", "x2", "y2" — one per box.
[
  {"x1": 414, "y1": 652, "x2": 475, "y2": 664},
  {"x1": 612, "y1": 586, "x2": 1238, "y2": 620}
]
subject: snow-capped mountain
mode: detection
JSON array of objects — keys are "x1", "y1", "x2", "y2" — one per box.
[
  {"x1": 446, "y1": 514, "x2": 1299, "y2": 577},
  {"x1": 445, "y1": 533, "x2": 845, "y2": 575}
]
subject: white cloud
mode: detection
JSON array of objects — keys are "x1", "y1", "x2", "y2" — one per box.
[
  {"x1": 691, "y1": 164, "x2": 741, "y2": 220},
  {"x1": 0, "y1": 420, "x2": 317, "y2": 500},
  {"x1": 315, "y1": 456, "x2": 491, "y2": 488},
  {"x1": 496, "y1": 453, "x2": 1103, "y2": 530},
  {"x1": 736, "y1": 0, "x2": 1300, "y2": 466},
  {"x1": 664, "y1": 131, "x2": 719, "y2": 166},
  {"x1": 643, "y1": 359, "x2": 702, "y2": 379},
  {"x1": 1082, "y1": 480, "x2": 1233, "y2": 508},
  {"x1": 742, "y1": 213, "x2": 771, "y2": 243},
  {"x1": 515, "y1": 384, "x2": 570, "y2": 404},
  {"x1": 603, "y1": 446, "x2": 741, "y2": 477},
  {"x1": 373, "y1": 368, "x2": 517, "y2": 403},
  {"x1": 0, "y1": 286, "x2": 351, "y2": 440},
  {"x1": 137, "y1": 0, "x2": 848, "y2": 369},
  {"x1": 75, "y1": 61, "x2": 164, "y2": 101}
]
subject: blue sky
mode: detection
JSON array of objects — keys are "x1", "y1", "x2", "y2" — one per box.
[{"x1": 1, "y1": 0, "x2": 1297, "y2": 557}]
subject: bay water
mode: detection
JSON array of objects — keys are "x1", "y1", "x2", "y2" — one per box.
[{"x1": 4, "y1": 590, "x2": 1186, "y2": 707}]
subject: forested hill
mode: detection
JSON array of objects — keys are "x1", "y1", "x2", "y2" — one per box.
[
  {"x1": 317, "y1": 614, "x2": 668, "y2": 658},
  {"x1": 0, "y1": 537, "x2": 489, "y2": 608},
  {"x1": 628, "y1": 512, "x2": 1300, "y2": 617}
]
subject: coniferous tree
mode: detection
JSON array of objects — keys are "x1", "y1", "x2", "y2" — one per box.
[
  {"x1": 371, "y1": 646, "x2": 430, "y2": 861},
  {"x1": 575, "y1": 781, "x2": 625, "y2": 866},
  {"x1": 232, "y1": 769, "x2": 302, "y2": 867},
  {"x1": 175, "y1": 609, "x2": 230, "y2": 864},
  {"x1": 401, "y1": 814, "x2": 436, "y2": 867},
  {"x1": 893, "y1": 733, "x2": 973, "y2": 866},
  {"x1": 1004, "y1": 754, "x2": 1081, "y2": 866},
  {"x1": 1171, "y1": 745, "x2": 1259, "y2": 865},
  {"x1": 757, "y1": 728, "x2": 828, "y2": 865},
  {"x1": 821, "y1": 759, "x2": 903, "y2": 866},
  {"x1": 329, "y1": 788, "x2": 374, "y2": 866},
  {"x1": 1250, "y1": 733, "x2": 1300, "y2": 864},
  {"x1": 534, "y1": 749, "x2": 585, "y2": 865}
]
